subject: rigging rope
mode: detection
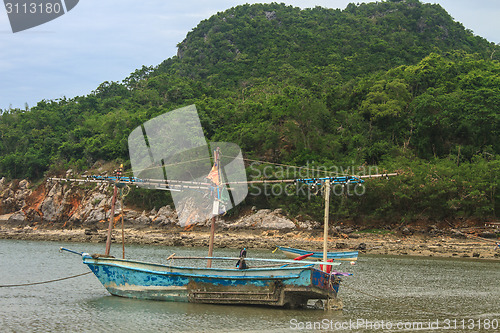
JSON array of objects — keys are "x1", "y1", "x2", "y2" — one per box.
[
  {"x1": 121, "y1": 185, "x2": 131, "y2": 197},
  {"x1": 121, "y1": 156, "x2": 213, "y2": 176},
  {"x1": 119, "y1": 154, "x2": 343, "y2": 177},
  {"x1": 226, "y1": 155, "x2": 341, "y2": 176},
  {"x1": 0, "y1": 271, "x2": 92, "y2": 288}
]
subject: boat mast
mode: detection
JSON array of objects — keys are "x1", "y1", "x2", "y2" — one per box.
[
  {"x1": 322, "y1": 179, "x2": 330, "y2": 269},
  {"x1": 207, "y1": 147, "x2": 221, "y2": 268},
  {"x1": 49, "y1": 159, "x2": 397, "y2": 263},
  {"x1": 120, "y1": 185, "x2": 125, "y2": 259},
  {"x1": 105, "y1": 185, "x2": 118, "y2": 256},
  {"x1": 105, "y1": 165, "x2": 122, "y2": 256}
]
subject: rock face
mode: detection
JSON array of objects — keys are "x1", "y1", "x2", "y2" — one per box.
[
  {"x1": 1, "y1": 179, "x2": 110, "y2": 227},
  {"x1": 0, "y1": 178, "x2": 299, "y2": 231},
  {"x1": 0, "y1": 178, "x2": 31, "y2": 215}
]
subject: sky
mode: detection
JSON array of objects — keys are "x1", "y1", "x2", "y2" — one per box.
[{"x1": 0, "y1": 0, "x2": 499, "y2": 110}]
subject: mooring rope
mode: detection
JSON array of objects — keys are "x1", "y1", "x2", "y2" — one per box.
[{"x1": 0, "y1": 271, "x2": 92, "y2": 288}]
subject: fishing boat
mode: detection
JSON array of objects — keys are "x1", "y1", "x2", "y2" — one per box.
[
  {"x1": 278, "y1": 246, "x2": 358, "y2": 261},
  {"x1": 59, "y1": 248, "x2": 344, "y2": 309},
  {"x1": 53, "y1": 105, "x2": 395, "y2": 309},
  {"x1": 53, "y1": 106, "x2": 353, "y2": 310}
]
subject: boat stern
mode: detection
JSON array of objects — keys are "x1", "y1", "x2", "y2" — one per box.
[{"x1": 279, "y1": 267, "x2": 342, "y2": 309}]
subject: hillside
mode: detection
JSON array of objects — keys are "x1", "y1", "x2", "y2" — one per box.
[
  {"x1": 163, "y1": 1, "x2": 494, "y2": 84},
  {"x1": 0, "y1": 0, "x2": 499, "y2": 224}
]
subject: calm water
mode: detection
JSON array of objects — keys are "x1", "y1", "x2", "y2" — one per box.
[{"x1": 0, "y1": 239, "x2": 498, "y2": 332}]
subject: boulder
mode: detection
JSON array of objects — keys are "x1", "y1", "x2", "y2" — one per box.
[
  {"x1": 152, "y1": 205, "x2": 178, "y2": 226},
  {"x1": 8, "y1": 211, "x2": 27, "y2": 225},
  {"x1": 228, "y1": 209, "x2": 296, "y2": 230},
  {"x1": 479, "y1": 232, "x2": 498, "y2": 239},
  {"x1": 401, "y1": 227, "x2": 413, "y2": 236},
  {"x1": 356, "y1": 243, "x2": 367, "y2": 250},
  {"x1": 135, "y1": 212, "x2": 152, "y2": 225},
  {"x1": 296, "y1": 220, "x2": 321, "y2": 230}
]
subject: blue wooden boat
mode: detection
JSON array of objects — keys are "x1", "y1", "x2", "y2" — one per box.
[
  {"x1": 78, "y1": 252, "x2": 344, "y2": 309},
  {"x1": 278, "y1": 246, "x2": 358, "y2": 261},
  {"x1": 53, "y1": 108, "x2": 364, "y2": 309}
]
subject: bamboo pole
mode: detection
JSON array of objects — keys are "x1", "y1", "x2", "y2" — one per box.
[
  {"x1": 120, "y1": 189, "x2": 125, "y2": 259},
  {"x1": 207, "y1": 216, "x2": 216, "y2": 268},
  {"x1": 207, "y1": 147, "x2": 221, "y2": 268},
  {"x1": 166, "y1": 256, "x2": 342, "y2": 266},
  {"x1": 105, "y1": 185, "x2": 118, "y2": 256},
  {"x1": 48, "y1": 173, "x2": 398, "y2": 187},
  {"x1": 323, "y1": 180, "x2": 330, "y2": 270}
]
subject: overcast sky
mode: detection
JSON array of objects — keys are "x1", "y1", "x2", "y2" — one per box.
[{"x1": 1, "y1": 0, "x2": 498, "y2": 110}]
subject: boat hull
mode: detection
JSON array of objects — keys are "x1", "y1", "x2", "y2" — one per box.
[
  {"x1": 82, "y1": 255, "x2": 341, "y2": 308},
  {"x1": 278, "y1": 247, "x2": 358, "y2": 261}
]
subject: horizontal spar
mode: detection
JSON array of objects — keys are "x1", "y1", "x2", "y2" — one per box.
[
  {"x1": 47, "y1": 177, "x2": 212, "y2": 190},
  {"x1": 228, "y1": 173, "x2": 398, "y2": 185},
  {"x1": 359, "y1": 173, "x2": 398, "y2": 179},
  {"x1": 61, "y1": 248, "x2": 342, "y2": 266},
  {"x1": 48, "y1": 173, "x2": 398, "y2": 187},
  {"x1": 167, "y1": 256, "x2": 342, "y2": 266}
]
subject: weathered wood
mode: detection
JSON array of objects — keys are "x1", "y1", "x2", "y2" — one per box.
[
  {"x1": 105, "y1": 185, "x2": 118, "y2": 256},
  {"x1": 120, "y1": 190, "x2": 125, "y2": 259},
  {"x1": 323, "y1": 180, "x2": 330, "y2": 270},
  {"x1": 207, "y1": 216, "x2": 216, "y2": 268}
]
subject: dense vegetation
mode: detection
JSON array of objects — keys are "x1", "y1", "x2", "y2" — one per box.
[{"x1": 1, "y1": 0, "x2": 499, "y2": 223}]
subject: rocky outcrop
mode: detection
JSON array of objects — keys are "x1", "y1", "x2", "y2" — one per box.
[
  {"x1": 0, "y1": 178, "x2": 300, "y2": 231},
  {"x1": 0, "y1": 178, "x2": 31, "y2": 215},
  {"x1": 0, "y1": 178, "x2": 113, "y2": 228},
  {"x1": 0, "y1": 178, "x2": 497, "y2": 245}
]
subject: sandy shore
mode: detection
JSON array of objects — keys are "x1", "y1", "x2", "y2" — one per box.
[{"x1": 1, "y1": 225, "x2": 499, "y2": 260}]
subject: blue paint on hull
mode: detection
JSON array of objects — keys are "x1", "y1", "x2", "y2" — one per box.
[{"x1": 82, "y1": 255, "x2": 340, "y2": 307}]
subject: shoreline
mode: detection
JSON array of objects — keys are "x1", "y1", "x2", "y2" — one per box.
[{"x1": 1, "y1": 226, "x2": 498, "y2": 260}]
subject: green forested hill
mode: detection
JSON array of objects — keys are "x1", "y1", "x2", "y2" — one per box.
[
  {"x1": 1, "y1": 0, "x2": 499, "y2": 223},
  {"x1": 165, "y1": 1, "x2": 494, "y2": 84}
]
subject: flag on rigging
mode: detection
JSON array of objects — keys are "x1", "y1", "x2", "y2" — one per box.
[
  {"x1": 206, "y1": 163, "x2": 220, "y2": 185},
  {"x1": 206, "y1": 148, "x2": 221, "y2": 185}
]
